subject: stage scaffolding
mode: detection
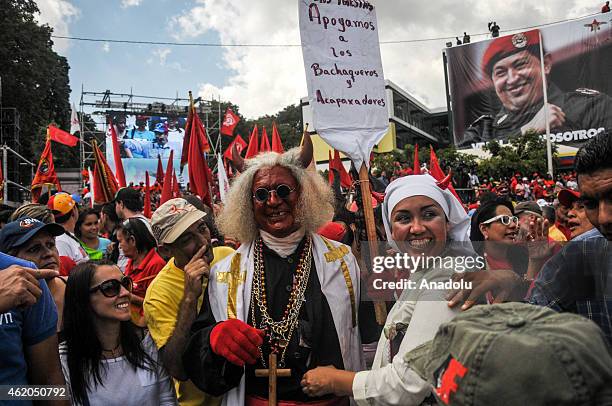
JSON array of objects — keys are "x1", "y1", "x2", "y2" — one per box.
[{"x1": 78, "y1": 87, "x2": 223, "y2": 182}]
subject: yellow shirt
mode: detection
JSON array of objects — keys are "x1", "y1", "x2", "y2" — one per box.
[
  {"x1": 144, "y1": 246, "x2": 234, "y2": 406},
  {"x1": 548, "y1": 224, "x2": 568, "y2": 242}
]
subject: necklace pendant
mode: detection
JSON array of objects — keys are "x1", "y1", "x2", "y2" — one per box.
[{"x1": 277, "y1": 338, "x2": 289, "y2": 348}]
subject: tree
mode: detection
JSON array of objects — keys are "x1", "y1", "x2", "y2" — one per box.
[
  {"x1": 0, "y1": 0, "x2": 72, "y2": 172},
  {"x1": 476, "y1": 131, "x2": 558, "y2": 179}
]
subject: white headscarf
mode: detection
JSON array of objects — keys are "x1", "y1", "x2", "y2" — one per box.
[{"x1": 382, "y1": 175, "x2": 470, "y2": 251}]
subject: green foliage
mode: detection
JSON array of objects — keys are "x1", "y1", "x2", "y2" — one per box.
[
  {"x1": 0, "y1": 0, "x2": 71, "y2": 169},
  {"x1": 476, "y1": 131, "x2": 557, "y2": 179}
]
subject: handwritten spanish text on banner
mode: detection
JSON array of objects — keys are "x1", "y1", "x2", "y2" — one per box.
[{"x1": 299, "y1": 0, "x2": 389, "y2": 168}]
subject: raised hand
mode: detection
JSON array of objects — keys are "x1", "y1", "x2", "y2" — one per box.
[{"x1": 183, "y1": 244, "x2": 211, "y2": 299}]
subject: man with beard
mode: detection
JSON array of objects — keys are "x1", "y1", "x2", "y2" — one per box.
[
  {"x1": 183, "y1": 137, "x2": 365, "y2": 405},
  {"x1": 460, "y1": 29, "x2": 612, "y2": 147}
]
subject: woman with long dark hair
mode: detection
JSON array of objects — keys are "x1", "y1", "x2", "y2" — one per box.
[
  {"x1": 470, "y1": 198, "x2": 547, "y2": 283},
  {"x1": 116, "y1": 218, "x2": 165, "y2": 326},
  {"x1": 75, "y1": 209, "x2": 111, "y2": 261},
  {"x1": 60, "y1": 261, "x2": 176, "y2": 405}
]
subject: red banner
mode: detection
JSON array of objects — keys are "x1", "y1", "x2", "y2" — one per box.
[
  {"x1": 220, "y1": 108, "x2": 240, "y2": 136},
  {"x1": 31, "y1": 139, "x2": 61, "y2": 202},
  {"x1": 223, "y1": 134, "x2": 248, "y2": 160},
  {"x1": 48, "y1": 125, "x2": 79, "y2": 147}
]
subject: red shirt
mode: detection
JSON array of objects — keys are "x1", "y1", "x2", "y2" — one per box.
[{"x1": 125, "y1": 249, "x2": 166, "y2": 299}]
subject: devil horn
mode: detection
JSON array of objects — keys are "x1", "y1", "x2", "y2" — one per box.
[
  {"x1": 231, "y1": 143, "x2": 246, "y2": 172},
  {"x1": 436, "y1": 169, "x2": 452, "y2": 190},
  {"x1": 298, "y1": 133, "x2": 314, "y2": 168}
]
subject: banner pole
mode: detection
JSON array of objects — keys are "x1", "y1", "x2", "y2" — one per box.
[
  {"x1": 3, "y1": 146, "x2": 7, "y2": 203},
  {"x1": 538, "y1": 32, "x2": 554, "y2": 177},
  {"x1": 358, "y1": 163, "x2": 387, "y2": 325}
]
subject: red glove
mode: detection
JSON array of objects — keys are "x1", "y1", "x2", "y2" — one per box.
[{"x1": 210, "y1": 319, "x2": 264, "y2": 366}]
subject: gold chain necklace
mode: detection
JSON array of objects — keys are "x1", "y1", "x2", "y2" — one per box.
[{"x1": 250, "y1": 236, "x2": 312, "y2": 368}]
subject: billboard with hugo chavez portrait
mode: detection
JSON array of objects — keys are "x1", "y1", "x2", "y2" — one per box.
[
  {"x1": 447, "y1": 15, "x2": 612, "y2": 149},
  {"x1": 105, "y1": 113, "x2": 188, "y2": 185}
]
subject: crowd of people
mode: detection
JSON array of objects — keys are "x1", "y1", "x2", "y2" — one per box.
[{"x1": 0, "y1": 132, "x2": 610, "y2": 406}]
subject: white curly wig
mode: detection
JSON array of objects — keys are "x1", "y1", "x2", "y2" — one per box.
[{"x1": 217, "y1": 148, "x2": 334, "y2": 243}]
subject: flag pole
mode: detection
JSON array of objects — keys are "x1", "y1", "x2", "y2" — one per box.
[
  {"x1": 538, "y1": 32, "x2": 554, "y2": 177},
  {"x1": 357, "y1": 161, "x2": 388, "y2": 325}
]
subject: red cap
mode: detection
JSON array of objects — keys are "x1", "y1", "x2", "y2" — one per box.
[
  {"x1": 558, "y1": 188, "x2": 581, "y2": 208},
  {"x1": 318, "y1": 222, "x2": 347, "y2": 242},
  {"x1": 482, "y1": 29, "x2": 541, "y2": 77}
]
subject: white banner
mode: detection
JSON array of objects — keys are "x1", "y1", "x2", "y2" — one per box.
[
  {"x1": 217, "y1": 153, "x2": 229, "y2": 203},
  {"x1": 70, "y1": 103, "x2": 80, "y2": 135},
  {"x1": 299, "y1": 0, "x2": 389, "y2": 168}
]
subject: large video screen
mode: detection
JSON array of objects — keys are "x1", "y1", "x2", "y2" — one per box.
[
  {"x1": 447, "y1": 15, "x2": 612, "y2": 148},
  {"x1": 105, "y1": 113, "x2": 188, "y2": 185}
]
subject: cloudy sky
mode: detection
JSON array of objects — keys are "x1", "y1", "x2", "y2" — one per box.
[{"x1": 35, "y1": 0, "x2": 599, "y2": 119}]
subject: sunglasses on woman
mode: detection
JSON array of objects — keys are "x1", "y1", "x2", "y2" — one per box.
[
  {"x1": 252, "y1": 184, "x2": 295, "y2": 202},
  {"x1": 481, "y1": 214, "x2": 519, "y2": 226},
  {"x1": 89, "y1": 276, "x2": 133, "y2": 297}
]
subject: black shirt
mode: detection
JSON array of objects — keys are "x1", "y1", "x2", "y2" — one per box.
[{"x1": 183, "y1": 238, "x2": 344, "y2": 401}]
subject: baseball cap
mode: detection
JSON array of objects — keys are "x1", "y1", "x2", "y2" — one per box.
[
  {"x1": 558, "y1": 188, "x2": 581, "y2": 208},
  {"x1": 0, "y1": 217, "x2": 65, "y2": 252},
  {"x1": 151, "y1": 198, "x2": 206, "y2": 244},
  {"x1": 514, "y1": 201, "x2": 542, "y2": 217},
  {"x1": 482, "y1": 29, "x2": 540, "y2": 77},
  {"x1": 112, "y1": 187, "x2": 142, "y2": 204},
  {"x1": 404, "y1": 303, "x2": 612, "y2": 406},
  {"x1": 47, "y1": 192, "x2": 76, "y2": 216}
]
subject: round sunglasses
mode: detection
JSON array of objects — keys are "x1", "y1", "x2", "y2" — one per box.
[
  {"x1": 480, "y1": 214, "x2": 519, "y2": 226},
  {"x1": 252, "y1": 184, "x2": 295, "y2": 202},
  {"x1": 89, "y1": 276, "x2": 133, "y2": 298}
]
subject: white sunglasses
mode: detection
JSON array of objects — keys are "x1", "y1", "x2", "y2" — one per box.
[{"x1": 481, "y1": 214, "x2": 519, "y2": 226}]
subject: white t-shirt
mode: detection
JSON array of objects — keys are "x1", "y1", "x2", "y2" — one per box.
[
  {"x1": 60, "y1": 334, "x2": 177, "y2": 406},
  {"x1": 56, "y1": 232, "x2": 89, "y2": 264}
]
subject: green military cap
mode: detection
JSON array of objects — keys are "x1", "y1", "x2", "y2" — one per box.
[{"x1": 404, "y1": 303, "x2": 612, "y2": 405}]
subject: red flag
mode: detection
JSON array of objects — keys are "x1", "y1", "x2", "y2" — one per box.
[
  {"x1": 429, "y1": 146, "x2": 445, "y2": 180},
  {"x1": 271, "y1": 122, "x2": 284, "y2": 153},
  {"x1": 160, "y1": 150, "x2": 174, "y2": 204},
  {"x1": 156, "y1": 154, "x2": 164, "y2": 186},
  {"x1": 187, "y1": 116, "x2": 212, "y2": 206},
  {"x1": 429, "y1": 147, "x2": 463, "y2": 205},
  {"x1": 333, "y1": 150, "x2": 352, "y2": 188},
  {"x1": 181, "y1": 104, "x2": 210, "y2": 168},
  {"x1": 220, "y1": 107, "x2": 240, "y2": 136},
  {"x1": 184, "y1": 102, "x2": 213, "y2": 206},
  {"x1": 413, "y1": 144, "x2": 421, "y2": 175},
  {"x1": 144, "y1": 171, "x2": 152, "y2": 218},
  {"x1": 31, "y1": 139, "x2": 61, "y2": 202},
  {"x1": 48, "y1": 125, "x2": 78, "y2": 147},
  {"x1": 223, "y1": 134, "x2": 248, "y2": 160},
  {"x1": 172, "y1": 171, "x2": 180, "y2": 198},
  {"x1": 260, "y1": 127, "x2": 271, "y2": 152},
  {"x1": 92, "y1": 140, "x2": 119, "y2": 204},
  {"x1": 109, "y1": 120, "x2": 127, "y2": 188},
  {"x1": 244, "y1": 125, "x2": 259, "y2": 159}
]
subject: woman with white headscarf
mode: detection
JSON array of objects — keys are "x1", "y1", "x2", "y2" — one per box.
[{"x1": 301, "y1": 175, "x2": 476, "y2": 405}]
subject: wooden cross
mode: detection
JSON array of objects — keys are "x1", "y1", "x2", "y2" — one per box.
[{"x1": 254, "y1": 353, "x2": 291, "y2": 406}]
